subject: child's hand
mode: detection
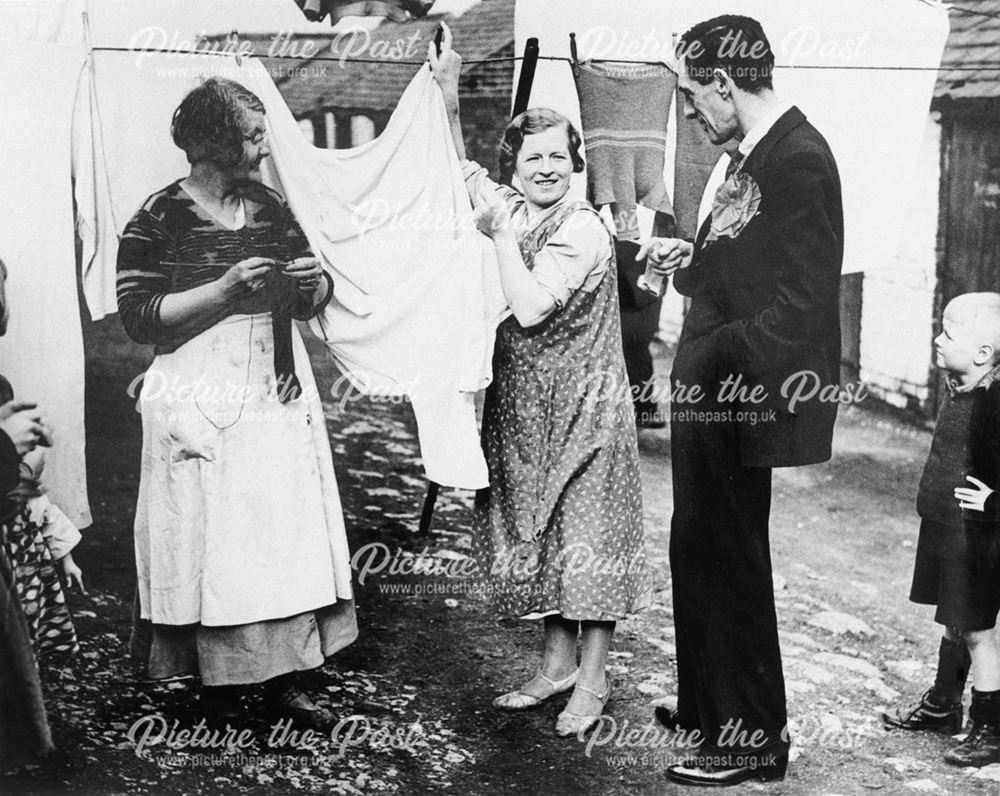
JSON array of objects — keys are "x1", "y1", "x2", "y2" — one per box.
[
  {"x1": 956, "y1": 475, "x2": 995, "y2": 512},
  {"x1": 0, "y1": 401, "x2": 47, "y2": 454},
  {"x1": 58, "y1": 552, "x2": 85, "y2": 593}
]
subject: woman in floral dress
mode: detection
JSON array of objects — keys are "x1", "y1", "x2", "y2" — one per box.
[{"x1": 431, "y1": 25, "x2": 649, "y2": 737}]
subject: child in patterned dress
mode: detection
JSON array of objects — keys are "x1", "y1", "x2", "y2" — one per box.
[{"x1": 1, "y1": 375, "x2": 83, "y2": 658}]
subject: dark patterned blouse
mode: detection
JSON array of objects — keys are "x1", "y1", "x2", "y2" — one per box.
[{"x1": 116, "y1": 180, "x2": 330, "y2": 352}]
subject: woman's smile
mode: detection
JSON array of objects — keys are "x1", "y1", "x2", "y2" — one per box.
[{"x1": 515, "y1": 127, "x2": 575, "y2": 211}]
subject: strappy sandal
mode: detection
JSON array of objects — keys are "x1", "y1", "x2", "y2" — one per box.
[
  {"x1": 492, "y1": 668, "x2": 579, "y2": 711},
  {"x1": 555, "y1": 680, "x2": 611, "y2": 737}
]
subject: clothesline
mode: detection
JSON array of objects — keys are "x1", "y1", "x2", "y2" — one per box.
[
  {"x1": 87, "y1": 45, "x2": 495, "y2": 65},
  {"x1": 87, "y1": 47, "x2": 1000, "y2": 72}
]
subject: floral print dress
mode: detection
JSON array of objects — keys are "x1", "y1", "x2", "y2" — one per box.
[{"x1": 465, "y1": 163, "x2": 649, "y2": 621}]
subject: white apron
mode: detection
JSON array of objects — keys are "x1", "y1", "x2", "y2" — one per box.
[{"x1": 133, "y1": 313, "x2": 353, "y2": 626}]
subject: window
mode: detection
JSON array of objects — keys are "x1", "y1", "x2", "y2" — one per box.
[
  {"x1": 351, "y1": 114, "x2": 376, "y2": 145},
  {"x1": 325, "y1": 112, "x2": 336, "y2": 149}
]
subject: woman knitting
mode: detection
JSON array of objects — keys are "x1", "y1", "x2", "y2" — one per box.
[{"x1": 117, "y1": 77, "x2": 356, "y2": 729}]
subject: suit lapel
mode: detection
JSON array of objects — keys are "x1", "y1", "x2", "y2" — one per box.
[
  {"x1": 740, "y1": 106, "x2": 807, "y2": 177},
  {"x1": 692, "y1": 107, "x2": 806, "y2": 259},
  {"x1": 694, "y1": 213, "x2": 712, "y2": 251}
]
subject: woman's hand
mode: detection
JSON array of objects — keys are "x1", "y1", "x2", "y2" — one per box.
[
  {"x1": 219, "y1": 257, "x2": 275, "y2": 302},
  {"x1": 428, "y1": 22, "x2": 462, "y2": 106},
  {"x1": 57, "y1": 552, "x2": 85, "y2": 593},
  {"x1": 956, "y1": 475, "x2": 995, "y2": 512},
  {"x1": 282, "y1": 257, "x2": 325, "y2": 296},
  {"x1": 636, "y1": 238, "x2": 693, "y2": 277},
  {"x1": 0, "y1": 401, "x2": 49, "y2": 455},
  {"x1": 474, "y1": 201, "x2": 510, "y2": 239}
]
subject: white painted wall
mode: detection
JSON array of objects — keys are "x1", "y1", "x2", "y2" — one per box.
[{"x1": 859, "y1": 113, "x2": 941, "y2": 409}]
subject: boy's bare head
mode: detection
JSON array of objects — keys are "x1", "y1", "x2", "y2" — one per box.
[{"x1": 936, "y1": 292, "x2": 1000, "y2": 379}]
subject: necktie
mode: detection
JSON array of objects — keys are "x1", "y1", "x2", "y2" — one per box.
[{"x1": 726, "y1": 149, "x2": 745, "y2": 180}]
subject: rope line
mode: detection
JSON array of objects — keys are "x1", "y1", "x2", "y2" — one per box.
[{"x1": 86, "y1": 41, "x2": 1000, "y2": 73}]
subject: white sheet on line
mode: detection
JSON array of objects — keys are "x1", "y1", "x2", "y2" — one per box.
[
  {"x1": 246, "y1": 62, "x2": 507, "y2": 489},
  {"x1": 0, "y1": 0, "x2": 509, "y2": 527},
  {"x1": 0, "y1": 38, "x2": 91, "y2": 528}
]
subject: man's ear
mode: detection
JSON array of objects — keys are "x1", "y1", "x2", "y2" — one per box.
[
  {"x1": 976, "y1": 344, "x2": 996, "y2": 366},
  {"x1": 712, "y1": 67, "x2": 731, "y2": 98}
]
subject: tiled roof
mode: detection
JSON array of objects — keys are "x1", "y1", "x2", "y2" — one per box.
[
  {"x1": 935, "y1": 0, "x2": 1000, "y2": 100},
  {"x1": 224, "y1": 0, "x2": 515, "y2": 116}
]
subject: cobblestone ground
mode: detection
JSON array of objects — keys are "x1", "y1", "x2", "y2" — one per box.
[{"x1": 4, "y1": 321, "x2": 1000, "y2": 795}]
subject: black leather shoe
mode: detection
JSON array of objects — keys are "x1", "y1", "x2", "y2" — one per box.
[
  {"x1": 665, "y1": 752, "x2": 788, "y2": 787},
  {"x1": 265, "y1": 685, "x2": 337, "y2": 732},
  {"x1": 882, "y1": 690, "x2": 963, "y2": 735},
  {"x1": 944, "y1": 721, "x2": 1000, "y2": 767}
]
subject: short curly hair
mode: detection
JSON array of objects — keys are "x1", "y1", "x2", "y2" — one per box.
[
  {"x1": 499, "y1": 108, "x2": 585, "y2": 177},
  {"x1": 171, "y1": 77, "x2": 266, "y2": 167}
]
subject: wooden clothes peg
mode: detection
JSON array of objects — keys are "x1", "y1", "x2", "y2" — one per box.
[
  {"x1": 231, "y1": 29, "x2": 243, "y2": 66},
  {"x1": 511, "y1": 37, "x2": 539, "y2": 119}
]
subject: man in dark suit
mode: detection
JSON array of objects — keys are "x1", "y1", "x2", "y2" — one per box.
[{"x1": 638, "y1": 15, "x2": 843, "y2": 787}]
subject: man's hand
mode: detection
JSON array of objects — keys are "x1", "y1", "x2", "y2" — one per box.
[
  {"x1": 20, "y1": 447, "x2": 45, "y2": 479},
  {"x1": 956, "y1": 475, "x2": 995, "y2": 512},
  {"x1": 636, "y1": 238, "x2": 693, "y2": 277}
]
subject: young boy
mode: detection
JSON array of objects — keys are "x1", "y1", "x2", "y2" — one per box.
[{"x1": 883, "y1": 292, "x2": 1000, "y2": 767}]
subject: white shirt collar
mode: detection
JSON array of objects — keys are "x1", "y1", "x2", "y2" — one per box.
[{"x1": 737, "y1": 100, "x2": 794, "y2": 159}]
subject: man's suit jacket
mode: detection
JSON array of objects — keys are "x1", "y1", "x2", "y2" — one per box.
[{"x1": 672, "y1": 106, "x2": 844, "y2": 468}]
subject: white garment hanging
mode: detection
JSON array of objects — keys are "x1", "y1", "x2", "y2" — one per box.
[
  {"x1": 0, "y1": 38, "x2": 92, "y2": 529},
  {"x1": 245, "y1": 63, "x2": 507, "y2": 489},
  {"x1": 75, "y1": 48, "x2": 506, "y2": 489},
  {"x1": 0, "y1": 0, "x2": 507, "y2": 527}
]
